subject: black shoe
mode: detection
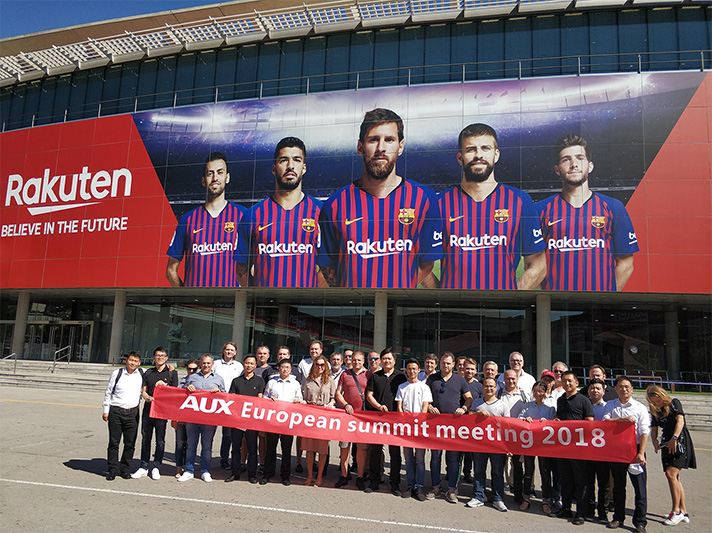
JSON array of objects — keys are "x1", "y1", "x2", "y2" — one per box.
[
  {"x1": 335, "y1": 476, "x2": 349, "y2": 488},
  {"x1": 597, "y1": 512, "x2": 608, "y2": 522},
  {"x1": 556, "y1": 509, "x2": 574, "y2": 519},
  {"x1": 391, "y1": 485, "x2": 403, "y2": 497},
  {"x1": 346, "y1": 471, "x2": 353, "y2": 481},
  {"x1": 225, "y1": 474, "x2": 239, "y2": 482},
  {"x1": 282, "y1": 478, "x2": 291, "y2": 486},
  {"x1": 106, "y1": 473, "x2": 116, "y2": 481},
  {"x1": 220, "y1": 461, "x2": 231, "y2": 470},
  {"x1": 355, "y1": 477, "x2": 365, "y2": 491},
  {"x1": 414, "y1": 488, "x2": 428, "y2": 501},
  {"x1": 120, "y1": 473, "x2": 131, "y2": 479},
  {"x1": 295, "y1": 463, "x2": 304, "y2": 473},
  {"x1": 259, "y1": 477, "x2": 270, "y2": 485},
  {"x1": 365, "y1": 482, "x2": 378, "y2": 493},
  {"x1": 463, "y1": 472, "x2": 473, "y2": 483},
  {"x1": 249, "y1": 477, "x2": 258, "y2": 484},
  {"x1": 573, "y1": 516, "x2": 585, "y2": 526}
]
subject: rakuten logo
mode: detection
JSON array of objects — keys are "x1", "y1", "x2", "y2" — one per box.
[
  {"x1": 449, "y1": 234, "x2": 507, "y2": 251},
  {"x1": 5, "y1": 166, "x2": 132, "y2": 215},
  {"x1": 193, "y1": 242, "x2": 235, "y2": 255},
  {"x1": 548, "y1": 237, "x2": 605, "y2": 252},
  {"x1": 347, "y1": 238, "x2": 413, "y2": 259},
  {"x1": 258, "y1": 242, "x2": 314, "y2": 257}
]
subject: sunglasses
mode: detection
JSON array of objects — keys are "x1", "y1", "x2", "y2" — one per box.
[
  {"x1": 187, "y1": 367, "x2": 199, "y2": 372},
  {"x1": 439, "y1": 382, "x2": 447, "y2": 394},
  {"x1": 369, "y1": 357, "x2": 380, "y2": 361}
]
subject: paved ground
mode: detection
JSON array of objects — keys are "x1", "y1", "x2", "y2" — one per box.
[{"x1": 1, "y1": 387, "x2": 710, "y2": 532}]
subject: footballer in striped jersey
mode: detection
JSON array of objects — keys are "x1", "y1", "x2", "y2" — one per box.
[
  {"x1": 317, "y1": 109, "x2": 442, "y2": 288},
  {"x1": 234, "y1": 137, "x2": 325, "y2": 287},
  {"x1": 431, "y1": 124, "x2": 546, "y2": 290},
  {"x1": 166, "y1": 152, "x2": 247, "y2": 287},
  {"x1": 536, "y1": 135, "x2": 638, "y2": 291}
]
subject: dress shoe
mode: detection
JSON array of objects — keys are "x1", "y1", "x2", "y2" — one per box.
[
  {"x1": 120, "y1": 473, "x2": 131, "y2": 479},
  {"x1": 224, "y1": 474, "x2": 239, "y2": 482},
  {"x1": 607, "y1": 520, "x2": 621, "y2": 529},
  {"x1": 634, "y1": 526, "x2": 646, "y2": 533},
  {"x1": 282, "y1": 478, "x2": 291, "y2": 486},
  {"x1": 259, "y1": 477, "x2": 270, "y2": 485},
  {"x1": 106, "y1": 473, "x2": 116, "y2": 481},
  {"x1": 572, "y1": 516, "x2": 585, "y2": 526},
  {"x1": 249, "y1": 477, "x2": 258, "y2": 484},
  {"x1": 335, "y1": 476, "x2": 348, "y2": 488}
]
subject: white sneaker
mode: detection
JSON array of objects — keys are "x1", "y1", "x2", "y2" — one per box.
[
  {"x1": 664, "y1": 512, "x2": 685, "y2": 526},
  {"x1": 130, "y1": 468, "x2": 148, "y2": 479},
  {"x1": 201, "y1": 472, "x2": 213, "y2": 483},
  {"x1": 493, "y1": 500, "x2": 508, "y2": 512},
  {"x1": 682, "y1": 515, "x2": 689, "y2": 524},
  {"x1": 466, "y1": 498, "x2": 485, "y2": 508},
  {"x1": 177, "y1": 471, "x2": 194, "y2": 482},
  {"x1": 150, "y1": 468, "x2": 160, "y2": 480}
]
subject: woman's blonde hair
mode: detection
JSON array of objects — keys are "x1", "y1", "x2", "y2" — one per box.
[
  {"x1": 308, "y1": 355, "x2": 331, "y2": 385},
  {"x1": 645, "y1": 384, "x2": 672, "y2": 418}
]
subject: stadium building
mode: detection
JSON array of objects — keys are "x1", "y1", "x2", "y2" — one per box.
[{"x1": 1, "y1": 0, "x2": 710, "y2": 385}]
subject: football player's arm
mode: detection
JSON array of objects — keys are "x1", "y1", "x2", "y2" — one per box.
[
  {"x1": 614, "y1": 254, "x2": 634, "y2": 291},
  {"x1": 166, "y1": 257, "x2": 183, "y2": 287},
  {"x1": 236, "y1": 262, "x2": 249, "y2": 288},
  {"x1": 418, "y1": 263, "x2": 436, "y2": 287},
  {"x1": 517, "y1": 251, "x2": 546, "y2": 290}
]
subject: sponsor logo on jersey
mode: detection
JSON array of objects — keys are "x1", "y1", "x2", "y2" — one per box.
[
  {"x1": 398, "y1": 208, "x2": 415, "y2": 225},
  {"x1": 257, "y1": 241, "x2": 315, "y2": 257},
  {"x1": 628, "y1": 231, "x2": 638, "y2": 245},
  {"x1": 258, "y1": 222, "x2": 273, "y2": 231},
  {"x1": 5, "y1": 166, "x2": 133, "y2": 216},
  {"x1": 448, "y1": 215, "x2": 464, "y2": 223},
  {"x1": 224, "y1": 221, "x2": 235, "y2": 233},
  {"x1": 591, "y1": 215, "x2": 605, "y2": 229},
  {"x1": 192, "y1": 242, "x2": 235, "y2": 255},
  {"x1": 548, "y1": 237, "x2": 605, "y2": 252},
  {"x1": 449, "y1": 234, "x2": 507, "y2": 250},
  {"x1": 494, "y1": 209, "x2": 509, "y2": 223},
  {"x1": 548, "y1": 219, "x2": 562, "y2": 226},
  {"x1": 302, "y1": 218, "x2": 316, "y2": 232},
  {"x1": 345, "y1": 217, "x2": 363, "y2": 226},
  {"x1": 347, "y1": 238, "x2": 413, "y2": 258}
]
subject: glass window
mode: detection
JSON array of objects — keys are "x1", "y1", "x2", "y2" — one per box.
[
  {"x1": 477, "y1": 20, "x2": 506, "y2": 80},
  {"x1": 67, "y1": 71, "x2": 88, "y2": 121},
  {"x1": 424, "y1": 24, "x2": 451, "y2": 84},
  {"x1": 303, "y1": 36, "x2": 326, "y2": 93},
  {"x1": 279, "y1": 39, "x2": 304, "y2": 95},
  {"x1": 236, "y1": 44, "x2": 259, "y2": 99},
  {"x1": 36, "y1": 77, "x2": 56, "y2": 125},
  {"x1": 136, "y1": 58, "x2": 158, "y2": 110},
  {"x1": 398, "y1": 26, "x2": 424, "y2": 85},
  {"x1": 117, "y1": 63, "x2": 139, "y2": 114},
  {"x1": 324, "y1": 33, "x2": 350, "y2": 91},
  {"x1": 504, "y1": 17, "x2": 532, "y2": 79},
  {"x1": 215, "y1": 47, "x2": 238, "y2": 101},
  {"x1": 175, "y1": 53, "x2": 197, "y2": 106},
  {"x1": 257, "y1": 42, "x2": 280, "y2": 97},
  {"x1": 101, "y1": 65, "x2": 123, "y2": 116},
  {"x1": 589, "y1": 11, "x2": 619, "y2": 73},
  {"x1": 155, "y1": 56, "x2": 177, "y2": 108},
  {"x1": 193, "y1": 50, "x2": 217, "y2": 104},
  {"x1": 532, "y1": 15, "x2": 561, "y2": 78}
]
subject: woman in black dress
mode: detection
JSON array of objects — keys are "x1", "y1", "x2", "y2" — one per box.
[{"x1": 645, "y1": 385, "x2": 696, "y2": 527}]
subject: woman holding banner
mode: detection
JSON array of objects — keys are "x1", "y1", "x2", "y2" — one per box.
[
  {"x1": 646, "y1": 386, "x2": 696, "y2": 527},
  {"x1": 302, "y1": 355, "x2": 336, "y2": 487}
]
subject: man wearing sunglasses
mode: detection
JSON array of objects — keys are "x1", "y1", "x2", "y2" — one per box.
[{"x1": 426, "y1": 351, "x2": 473, "y2": 503}]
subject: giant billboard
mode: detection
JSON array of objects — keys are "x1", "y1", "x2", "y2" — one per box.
[{"x1": 1, "y1": 71, "x2": 710, "y2": 293}]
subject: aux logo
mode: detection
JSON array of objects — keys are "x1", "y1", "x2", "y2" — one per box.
[{"x1": 179, "y1": 395, "x2": 234, "y2": 415}]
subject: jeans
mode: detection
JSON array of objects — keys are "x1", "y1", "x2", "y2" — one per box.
[
  {"x1": 174, "y1": 423, "x2": 187, "y2": 468},
  {"x1": 474, "y1": 453, "x2": 505, "y2": 502},
  {"x1": 185, "y1": 423, "x2": 217, "y2": 474},
  {"x1": 107, "y1": 406, "x2": 139, "y2": 475},
  {"x1": 403, "y1": 447, "x2": 426, "y2": 490},
  {"x1": 523, "y1": 456, "x2": 552, "y2": 500},
  {"x1": 139, "y1": 407, "x2": 167, "y2": 469},
  {"x1": 430, "y1": 449, "x2": 461, "y2": 491},
  {"x1": 231, "y1": 428, "x2": 258, "y2": 478}
]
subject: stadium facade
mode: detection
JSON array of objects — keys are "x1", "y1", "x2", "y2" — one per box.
[{"x1": 1, "y1": 0, "x2": 710, "y2": 384}]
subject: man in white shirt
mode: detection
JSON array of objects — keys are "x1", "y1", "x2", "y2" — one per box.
[
  {"x1": 212, "y1": 341, "x2": 244, "y2": 470},
  {"x1": 496, "y1": 351, "x2": 535, "y2": 395},
  {"x1": 551, "y1": 361, "x2": 568, "y2": 401},
  {"x1": 497, "y1": 369, "x2": 528, "y2": 503},
  {"x1": 102, "y1": 351, "x2": 143, "y2": 481},
  {"x1": 603, "y1": 377, "x2": 650, "y2": 533}
]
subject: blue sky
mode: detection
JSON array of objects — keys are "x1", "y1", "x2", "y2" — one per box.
[{"x1": 1, "y1": 0, "x2": 216, "y2": 39}]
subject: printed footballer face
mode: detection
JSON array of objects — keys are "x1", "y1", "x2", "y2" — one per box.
[
  {"x1": 458, "y1": 134, "x2": 499, "y2": 183},
  {"x1": 555, "y1": 145, "x2": 593, "y2": 187},
  {"x1": 357, "y1": 122, "x2": 404, "y2": 181},
  {"x1": 202, "y1": 158, "x2": 230, "y2": 198},
  {"x1": 273, "y1": 146, "x2": 306, "y2": 191}
]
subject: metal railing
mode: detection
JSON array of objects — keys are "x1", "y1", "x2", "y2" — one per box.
[
  {"x1": 52, "y1": 346, "x2": 71, "y2": 373},
  {"x1": 2, "y1": 49, "x2": 710, "y2": 132},
  {"x1": 1, "y1": 353, "x2": 17, "y2": 374}
]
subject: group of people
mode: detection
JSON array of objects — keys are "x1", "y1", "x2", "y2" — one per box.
[
  {"x1": 166, "y1": 108, "x2": 638, "y2": 293},
  {"x1": 103, "y1": 345, "x2": 696, "y2": 531}
]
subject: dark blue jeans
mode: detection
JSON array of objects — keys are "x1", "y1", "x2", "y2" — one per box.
[
  {"x1": 473, "y1": 453, "x2": 505, "y2": 502},
  {"x1": 431, "y1": 449, "x2": 461, "y2": 491},
  {"x1": 185, "y1": 423, "x2": 217, "y2": 474}
]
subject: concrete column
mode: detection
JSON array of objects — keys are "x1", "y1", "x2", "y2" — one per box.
[
  {"x1": 107, "y1": 290, "x2": 126, "y2": 365},
  {"x1": 10, "y1": 291, "x2": 30, "y2": 359},
  {"x1": 536, "y1": 293, "x2": 552, "y2": 378},
  {"x1": 233, "y1": 291, "x2": 248, "y2": 356},
  {"x1": 373, "y1": 291, "x2": 388, "y2": 354},
  {"x1": 665, "y1": 308, "x2": 680, "y2": 380}
]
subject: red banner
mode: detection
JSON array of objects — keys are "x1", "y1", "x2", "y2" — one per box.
[{"x1": 151, "y1": 386, "x2": 637, "y2": 463}]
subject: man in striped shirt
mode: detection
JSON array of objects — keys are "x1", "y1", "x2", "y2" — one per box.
[
  {"x1": 536, "y1": 134, "x2": 638, "y2": 291},
  {"x1": 166, "y1": 152, "x2": 247, "y2": 287},
  {"x1": 433, "y1": 123, "x2": 546, "y2": 290},
  {"x1": 235, "y1": 137, "x2": 325, "y2": 287}
]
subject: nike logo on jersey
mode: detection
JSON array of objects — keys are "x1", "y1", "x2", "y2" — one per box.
[
  {"x1": 449, "y1": 215, "x2": 464, "y2": 223},
  {"x1": 548, "y1": 219, "x2": 562, "y2": 226},
  {"x1": 258, "y1": 223, "x2": 273, "y2": 231},
  {"x1": 345, "y1": 217, "x2": 363, "y2": 226},
  {"x1": 192, "y1": 228, "x2": 204, "y2": 234}
]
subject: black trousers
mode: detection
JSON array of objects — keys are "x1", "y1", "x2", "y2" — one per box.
[
  {"x1": 107, "y1": 406, "x2": 139, "y2": 475},
  {"x1": 139, "y1": 406, "x2": 167, "y2": 469},
  {"x1": 368, "y1": 444, "x2": 401, "y2": 488},
  {"x1": 511, "y1": 454, "x2": 524, "y2": 502},
  {"x1": 264, "y1": 432, "x2": 293, "y2": 480},
  {"x1": 220, "y1": 426, "x2": 232, "y2": 465},
  {"x1": 558, "y1": 458, "x2": 590, "y2": 517},
  {"x1": 587, "y1": 460, "x2": 611, "y2": 516},
  {"x1": 611, "y1": 461, "x2": 647, "y2": 527},
  {"x1": 231, "y1": 428, "x2": 258, "y2": 477}
]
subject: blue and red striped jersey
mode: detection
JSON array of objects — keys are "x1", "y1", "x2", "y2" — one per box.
[
  {"x1": 166, "y1": 202, "x2": 247, "y2": 287},
  {"x1": 317, "y1": 179, "x2": 442, "y2": 288},
  {"x1": 536, "y1": 192, "x2": 639, "y2": 291},
  {"x1": 234, "y1": 194, "x2": 322, "y2": 287},
  {"x1": 439, "y1": 184, "x2": 544, "y2": 289}
]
